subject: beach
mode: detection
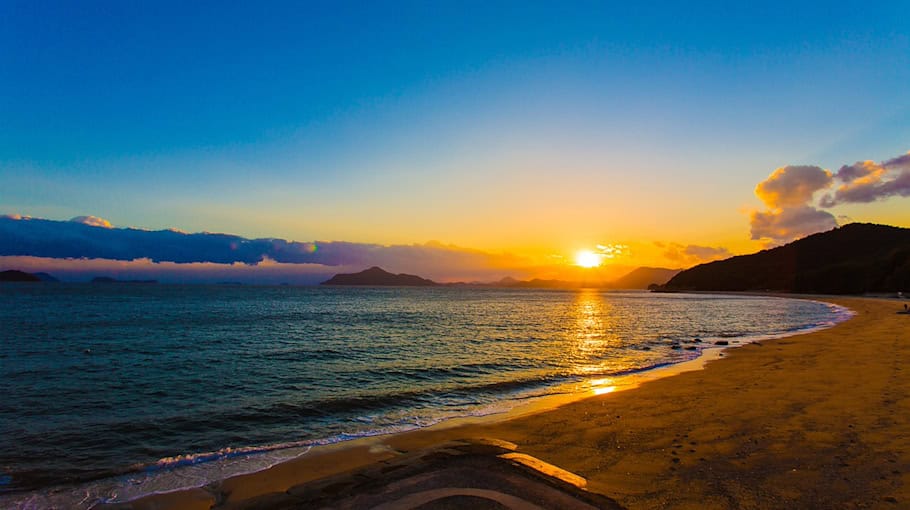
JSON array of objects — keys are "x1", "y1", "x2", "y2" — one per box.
[{"x1": 103, "y1": 296, "x2": 910, "y2": 509}]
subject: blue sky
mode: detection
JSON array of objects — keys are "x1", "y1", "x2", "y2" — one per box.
[{"x1": 2, "y1": 0, "x2": 909, "y2": 267}]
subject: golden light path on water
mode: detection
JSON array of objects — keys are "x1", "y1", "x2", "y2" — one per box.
[
  {"x1": 567, "y1": 289, "x2": 623, "y2": 395},
  {"x1": 574, "y1": 289, "x2": 616, "y2": 367}
]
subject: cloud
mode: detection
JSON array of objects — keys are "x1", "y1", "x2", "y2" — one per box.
[
  {"x1": 820, "y1": 152, "x2": 910, "y2": 207},
  {"x1": 0, "y1": 255, "x2": 337, "y2": 285},
  {"x1": 754, "y1": 165, "x2": 833, "y2": 208},
  {"x1": 0, "y1": 215, "x2": 532, "y2": 282},
  {"x1": 595, "y1": 243, "x2": 629, "y2": 259},
  {"x1": 659, "y1": 243, "x2": 732, "y2": 266},
  {"x1": 70, "y1": 215, "x2": 113, "y2": 228},
  {"x1": 750, "y1": 165, "x2": 838, "y2": 245},
  {"x1": 750, "y1": 205, "x2": 838, "y2": 245}
]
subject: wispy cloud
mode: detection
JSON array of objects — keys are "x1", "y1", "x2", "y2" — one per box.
[{"x1": 595, "y1": 243, "x2": 629, "y2": 259}]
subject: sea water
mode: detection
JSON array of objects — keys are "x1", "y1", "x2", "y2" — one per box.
[{"x1": 0, "y1": 284, "x2": 851, "y2": 508}]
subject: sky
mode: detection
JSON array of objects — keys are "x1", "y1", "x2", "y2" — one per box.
[{"x1": 2, "y1": 1, "x2": 910, "y2": 282}]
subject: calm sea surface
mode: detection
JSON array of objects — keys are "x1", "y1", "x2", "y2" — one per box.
[{"x1": 0, "y1": 284, "x2": 850, "y2": 508}]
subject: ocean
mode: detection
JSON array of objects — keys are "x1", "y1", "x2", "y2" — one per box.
[{"x1": 0, "y1": 284, "x2": 851, "y2": 508}]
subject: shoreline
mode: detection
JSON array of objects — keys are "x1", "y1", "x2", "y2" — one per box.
[{"x1": 94, "y1": 293, "x2": 885, "y2": 510}]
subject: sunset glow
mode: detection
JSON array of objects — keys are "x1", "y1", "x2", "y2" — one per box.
[
  {"x1": 4, "y1": 5, "x2": 910, "y2": 510},
  {"x1": 1, "y1": 2, "x2": 908, "y2": 281},
  {"x1": 575, "y1": 250, "x2": 602, "y2": 268}
]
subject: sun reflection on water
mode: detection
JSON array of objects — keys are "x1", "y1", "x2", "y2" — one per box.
[
  {"x1": 593, "y1": 385, "x2": 617, "y2": 395},
  {"x1": 568, "y1": 289, "x2": 625, "y2": 377},
  {"x1": 589, "y1": 377, "x2": 617, "y2": 395},
  {"x1": 572, "y1": 289, "x2": 607, "y2": 354}
]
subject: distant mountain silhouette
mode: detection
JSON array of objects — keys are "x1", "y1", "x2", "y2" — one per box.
[
  {"x1": 91, "y1": 276, "x2": 157, "y2": 284},
  {"x1": 610, "y1": 267, "x2": 680, "y2": 289},
  {"x1": 507, "y1": 278, "x2": 581, "y2": 289},
  {"x1": 662, "y1": 223, "x2": 910, "y2": 294},
  {"x1": 0, "y1": 269, "x2": 41, "y2": 282},
  {"x1": 445, "y1": 267, "x2": 679, "y2": 290},
  {"x1": 32, "y1": 272, "x2": 59, "y2": 282},
  {"x1": 321, "y1": 266, "x2": 438, "y2": 286}
]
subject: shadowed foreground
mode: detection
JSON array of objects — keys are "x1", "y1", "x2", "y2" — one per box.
[{"x1": 109, "y1": 297, "x2": 910, "y2": 509}]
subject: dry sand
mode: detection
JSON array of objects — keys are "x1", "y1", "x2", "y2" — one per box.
[{"x1": 108, "y1": 296, "x2": 910, "y2": 510}]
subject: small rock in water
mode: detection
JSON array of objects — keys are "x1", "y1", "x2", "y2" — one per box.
[
  {"x1": 642, "y1": 346, "x2": 651, "y2": 351},
  {"x1": 671, "y1": 344, "x2": 682, "y2": 350},
  {"x1": 693, "y1": 338, "x2": 702, "y2": 343},
  {"x1": 714, "y1": 340, "x2": 729, "y2": 346},
  {"x1": 83, "y1": 349, "x2": 92, "y2": 354},
  {"x1": 685, "y1": 346, "x2": 697, "y2": 351}
]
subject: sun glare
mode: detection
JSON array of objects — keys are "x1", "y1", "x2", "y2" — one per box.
[{"x1": 575, "y1": 250, "x2": 602, "y2": 268}]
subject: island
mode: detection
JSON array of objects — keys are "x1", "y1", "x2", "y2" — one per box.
[{"x1": 321, "y1": 266, "x2": 439, "y2": 286}]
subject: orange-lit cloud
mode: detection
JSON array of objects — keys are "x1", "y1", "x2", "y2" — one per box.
[
  {"x1": 749, "y1": 152, "x2": 910, "y2": 246},
  {"x1": 750, "y1": 206, "x2": 838, "y2": 245},
  {"x1": 595, "y1": 243, "x2": 630, "y2": 259},
  {"x1": 820, "y1": 153, "x2": 910, "y2": 206},
  {"x1": 750, "y1": 165, "x2": 838, "y2": 245},
  {"x1": 69, "y1": 215, "x2": 114, "y2": 228},
  {"x1": 754, "y1": 165, "x2": 833, "y2": 208}
]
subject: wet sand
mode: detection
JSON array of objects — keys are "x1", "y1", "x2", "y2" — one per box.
[{"x1": 108, "y1": 296, "x2": 910, "y2": 509}]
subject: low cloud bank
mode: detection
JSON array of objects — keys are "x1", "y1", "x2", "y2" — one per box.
[{"x1": 0, "y1": 216, "x2": 530, "y2": 282}]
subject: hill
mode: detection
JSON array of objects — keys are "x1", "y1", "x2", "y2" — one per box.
[
  {"x1": 609, "y1": 267, "x2": 680, "y2": 289},
  {"x1": 0, "y1": 269, "x2": 41, "y2": 282},
  {"x1": 321, "y1": 266, "x2": 438, "y2": 286},
  {"x1": 662, "y1": 223, "x2": 910, "y2": 294},
  {"x1": 32, "y1": 272, "x2": 59, "y2": 282}
]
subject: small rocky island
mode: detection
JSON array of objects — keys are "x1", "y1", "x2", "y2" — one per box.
[{"x1": 321, "y1": 266, "x2": 438, "y2": 286}]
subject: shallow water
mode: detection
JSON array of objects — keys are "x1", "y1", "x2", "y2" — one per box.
[{"x1": 0, "y1": 284, "x2": 850, "y2": 508}]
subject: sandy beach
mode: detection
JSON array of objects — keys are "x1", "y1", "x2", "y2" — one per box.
[{"x1": 107, "y1": 296, "x2": 910, "y2": 509}]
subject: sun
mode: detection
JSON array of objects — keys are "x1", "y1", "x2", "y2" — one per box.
[{"x1": 575, "y1": 250, "x2": 602, "y2": 268}]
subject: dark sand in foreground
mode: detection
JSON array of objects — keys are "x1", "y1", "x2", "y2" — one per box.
[{"x1": 108, "y1": 297, "x2": 910, "y2": 509}]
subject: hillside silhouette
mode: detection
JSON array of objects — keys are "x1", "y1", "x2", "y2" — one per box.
[
  {"x1": 611, "y1": 267, "x2": 680, "y2": 289},
  {"x1": 323, "y1": 266, "x2": 679, "y2": 289},
  {"x1": 663, "y1": 223, "x2": 910, "y2": 294},
  {"x1": 321, "y1": 266, "x2": 438, "y2": 286},
  {"x1": 0, "y1": 270, "x2": 41, "y2": 282}
]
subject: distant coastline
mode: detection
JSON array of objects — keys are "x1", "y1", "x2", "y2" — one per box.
[{"x1": 321, "y1": 265, "x2": 680, "y2": 290}]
